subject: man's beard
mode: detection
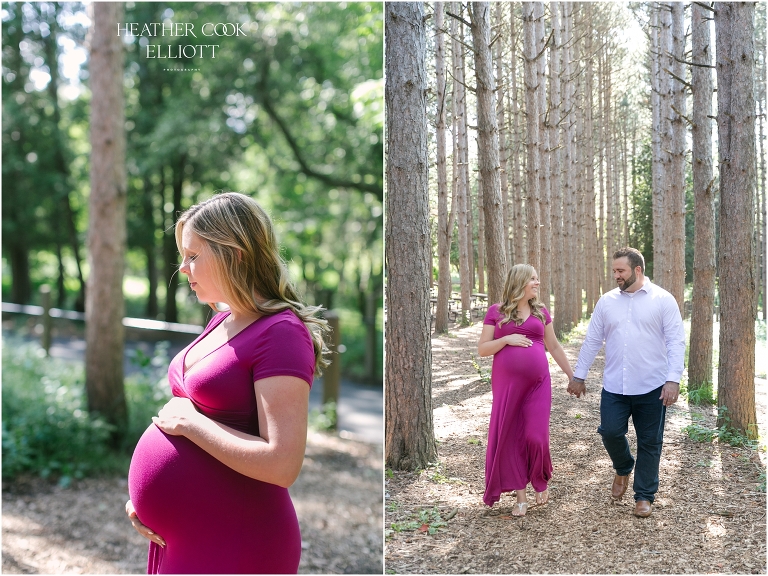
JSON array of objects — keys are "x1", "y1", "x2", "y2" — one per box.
[{"x1": 617, "y1": 270, "x2": 637, "y2": 292}]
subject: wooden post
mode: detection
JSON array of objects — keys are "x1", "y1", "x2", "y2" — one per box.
[
  {"x1": 323, "y1": 311, "x2": 341, "y2": 424},
  {"x1": 40, "y1": 284, "x2": 52, "y2": 356}
]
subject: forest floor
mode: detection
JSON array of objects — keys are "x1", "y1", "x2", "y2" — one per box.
[
  {"x1": 385, "y1": 321, "x2": 767, "y2": 574},
  {"x1": 2, "y1": 431, "x2": 383, "y2": 574}
]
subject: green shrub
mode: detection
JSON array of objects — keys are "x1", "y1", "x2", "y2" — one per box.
[
  {"x1": 2, "y1": 340, "x2": 114, "y2": 482},
  {"x1": 2, "y1": 338, "x2": 174, "y2": 483},
  {"x1": 685, "y1": 382, "x2": 715, "y2": 405}
]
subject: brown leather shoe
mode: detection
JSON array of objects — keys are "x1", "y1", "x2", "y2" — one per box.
[
  {"x1": 611, "y1": 474, "x2": 629, "y2": 500},
  {"x1": 634, "y1": 500, "x2": 652, "y2": 517}
]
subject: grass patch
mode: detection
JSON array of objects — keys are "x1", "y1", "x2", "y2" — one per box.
[{"x1": 682, "y1": 407, "x2": 759, "y2": 449}]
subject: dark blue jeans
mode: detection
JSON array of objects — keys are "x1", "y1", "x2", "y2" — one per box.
[{"x1": 597, "y1": 386, "x2": 667, "y2": 503}]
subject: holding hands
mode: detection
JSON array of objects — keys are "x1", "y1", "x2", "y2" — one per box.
[{"x1": 568, "y1": 377, "x2": 587, "y2": 398}]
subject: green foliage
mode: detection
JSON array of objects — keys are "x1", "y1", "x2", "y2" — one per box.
[
  {"x1": 681, "y1": 422, "x2": 718, "y2": 443},
  {"x1": 388, "y1": 507, "x2": 447, "y2": 537},
  {"x1": 2, "y1": 340, "x2": 114, "y2": 482},
  {"x1": 2, "y1": 338, "x2": 174, "y2": 483},
  {"x1": 684, "y1": 381, "x2": 715, "y2": 406},
  {"x1": 123, "y1": 343, "x2": 174, "y2": 449},
  {"x1": 627, "y1": 139, "x2": 655, "y2": 278},
  {"x1": 682, "y1": 406, "x2": 759, "y2": 449},
  {"x1": 308, "y1": 400, "x2": 337, "y2": 432},
  {"x1": 4, "y1": 1, "x2": 384, "y2": 338},
  {"x1": 467, "y1": 437, "x2": 481, "y2": 445}
]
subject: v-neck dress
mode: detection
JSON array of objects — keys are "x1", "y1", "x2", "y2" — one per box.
[
  {"x1": 128, "y1": 309, "x2": 315, "y2": 574},
  {"x1": 482, "y1": 303, "x2": 553, "y2": 507}
]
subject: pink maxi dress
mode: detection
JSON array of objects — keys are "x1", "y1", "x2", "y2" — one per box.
[
  {"x1": 483, "y1": 304, "x2": 553, "y2": 507},
  {"x1": 128, "y1": 309, "x2": 315, "y2": 574}
]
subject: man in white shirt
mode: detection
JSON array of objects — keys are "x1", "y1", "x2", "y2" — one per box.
[{"x1": 568, "y1": 247, "x2": 685, "y2": 518}]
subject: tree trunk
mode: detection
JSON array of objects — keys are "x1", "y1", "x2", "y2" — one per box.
[
  {"x1": 655, "y1": 4, "x2": 673, "y2": 287},
  {"x1": 561, "y1": 2, "x2": 575, "y2": 330},
  {"x1": 495, "y1": 2, "x2": 510, "y2": 270},
  {"x1": 583, "y1": 4, "x2": 598, "y2": 315},
  {"x1": 384, "y1": 1, "x2": 437, "y2": 470},
  {"x1": 664, "y1": 2, "x2": 687, "y2": 312},
  {"x1": 650, "y1": 4, "x2": 663, "y2": 281},
  {"x1": 476, "y1": 175, "x2": 486, "y2": 294},
  {"x1": 469, "y1": 1, "x2": 507, "y2": 304},
  {"x1": 86, "y1": 1, "x2": 128, "y2": 440},
  {"x1": 688, "y1": 2, "x2": 716, "y2": 392},
  {"x1": 715, "y1": 1, "x2": 758, "y2": 439},
  {"x1": 434, "y1": 2, "x2": 451, "y2": 334},
  {"x1": 453, "y1": 6, "x2": 472, "y2": 323},
  {"x1": 550, "y1": 1, "x2": 566, "y2": 335},
  {"x1": 535, "y1": 2, "x2": 551, "y2": 308},
  {"x1": 510, "y1": 4, "x2": 524, "y2": 265},
  {"x1": 9, "y1": 244, "x2": 32, "y2": 304},
  {"x1": 523, "y1": 2, "x2": 541, "y2": 273},
  {"x1": 163, "y1": 158, "x2": 185, "y2": 323}
]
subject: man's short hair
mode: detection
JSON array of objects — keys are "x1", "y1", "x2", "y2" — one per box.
[{"x1": 613, "y1": 247, "x2": 645, "y2": 273}]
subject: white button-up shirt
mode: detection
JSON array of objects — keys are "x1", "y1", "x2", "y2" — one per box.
[{"x1": 574, "y1": 278, "x2": 686, "y2": 395}]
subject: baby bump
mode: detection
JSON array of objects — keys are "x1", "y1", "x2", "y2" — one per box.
[
  {"x1": 128, "y1": 424, "x2": 300, "y2": 556},
  {"x1": 491, "y1": 342, "x2": 550, "y2": 388}
]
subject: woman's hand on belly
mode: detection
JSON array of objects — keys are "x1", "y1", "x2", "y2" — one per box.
[
  {"x1": 503, "y1": 334, "x2": 533, "y2": 348},
  {"x1": 152, "y1": 397, "x2": 203, "y2": 436},
  {"x1": 126, "y1": 499, "x2": 166, "y2": 548}
]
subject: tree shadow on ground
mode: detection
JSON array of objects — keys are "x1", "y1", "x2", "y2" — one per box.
[{"x1": 385, "y1": 322, "x2": 767, "y2": 574}]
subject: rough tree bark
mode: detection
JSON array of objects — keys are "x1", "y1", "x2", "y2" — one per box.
[
  {"x1": 535, "y1": 2, "x2": 551, "y2": 308},
  {"x1": 452, "y1": 5, "x2": 472, "y2": 323},
  {"x1": 655, "y1": 3, "x2": 673, "y2": 287},
  {"x1": 86, "y1": 1, "x2": 128, "y2": 439},
  {"x1": 688, "y1": 2, "x2": 716, "y2": 393},
  {"x1": 469, "y1": 1, "x2": 508, "y2": 304},
  {"x1": 523, "y1": 2, "x2": 541, "y2": 273},
  {"x1": 550, "y1": 1, "x2": 566, "y2": 336},
  {"x1": 714, "y1": 1, "x2": 758, "y2": 439},
  {"x1": 435, "y1": 2, "x2": 452, "y2": 334},
  {"x1": 385, "y1": 2, "x2": 438, "y2": 469},
  {"x1": 510, "y1": 4, "x2": 525, "y2": 265},
  {"x1": 495, "y1": 2, "x2": 510, "y2": 270},
  {"x1": 665, "y1": 2, "x2": 687, "y2": 312},
  {"x1": 561, "y1": 1, "x2": 576, "y2": 330}
]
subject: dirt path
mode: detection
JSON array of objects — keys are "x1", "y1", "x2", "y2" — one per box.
[
  {"x1": 385, "y1": 322, "x2": 767, "y2": 574},
  {"x1": 2, "y1": 431, "x2": 382, "y2": 574}
]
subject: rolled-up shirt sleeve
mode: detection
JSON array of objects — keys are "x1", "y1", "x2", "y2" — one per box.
[
  {"x1": 574, "y1": 299, "x2": 606, "y2": 380},
  {"x1": 663, "y1": 297, "x2": 686, "y2": 383}
]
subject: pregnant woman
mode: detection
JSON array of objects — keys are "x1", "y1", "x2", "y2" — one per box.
[
  {"x1": 125, "y1": 193, "x2": 327, "y2": 573},
  {"x1": 478, "y1": 264, "x2": 573, "y2": 516}
]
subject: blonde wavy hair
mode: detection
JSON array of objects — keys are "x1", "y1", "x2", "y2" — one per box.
[
  {"x1": 175, "y1": 192, "x2": 329, "y2": 374},
  {"x1": 498, "y1": 264, "x2": 546, "y2": 327}
]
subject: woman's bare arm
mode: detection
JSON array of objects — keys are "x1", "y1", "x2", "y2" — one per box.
[{"x1": 152, "y1": 375, "x2": 309, "y2": 488}]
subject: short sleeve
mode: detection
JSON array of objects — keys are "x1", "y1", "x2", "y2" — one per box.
[
  {"x1": 542, "y1": 306, "x2": 552, "y2": 325},
  {"x1": 251, "y1": 317, "x2": 316, "y2": 387},
  {"x1": 483, "y1": 303, "x2": 500, "y2": 326}
]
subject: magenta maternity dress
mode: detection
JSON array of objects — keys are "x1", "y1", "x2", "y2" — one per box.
[
  {"x1": 483, "y1": 304, "x2": 553, "y2": 507},
  {"x1": 128, "y1": 309, "x2": 315, "y2": 574}
]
